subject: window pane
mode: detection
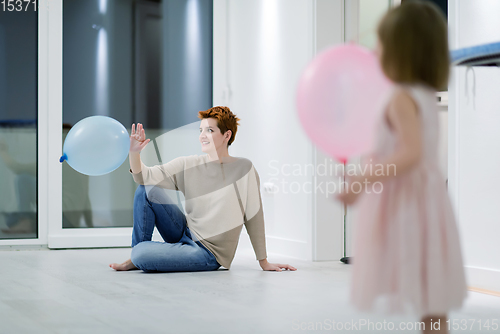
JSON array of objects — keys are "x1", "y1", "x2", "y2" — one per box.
[
  {"x1": 0, "y1": 9, "x2": 38, "y2": 239},
  {"x1": 63, "y1": 0, "x2": 136, "y2": 228}
]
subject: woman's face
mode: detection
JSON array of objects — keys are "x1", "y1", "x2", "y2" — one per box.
[{"x1": 199, "y1": 118, "x2": 230, "y2": 153}]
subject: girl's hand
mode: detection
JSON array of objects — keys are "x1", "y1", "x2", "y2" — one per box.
[
  {"x1": 129, "y1": 123, "x2": 151, "y2": 153},
  {"x1": 336, "y1": 175, "x2": 364, "y2": 205}
]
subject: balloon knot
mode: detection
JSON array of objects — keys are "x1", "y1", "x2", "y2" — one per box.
[{"x1": 60, "y1": 153, "x2": 68, "y2": 163}]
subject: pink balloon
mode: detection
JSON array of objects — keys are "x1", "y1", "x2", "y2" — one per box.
[{"x1": 296, "y1": 44, "x2": 393, "y2": 163}]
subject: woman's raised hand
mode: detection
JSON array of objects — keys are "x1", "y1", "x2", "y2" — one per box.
[{"x1": 129, "y1": 123, "x2": 151, "y2": 153}]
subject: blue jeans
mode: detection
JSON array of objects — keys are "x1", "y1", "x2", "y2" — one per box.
[{"x1": 130, "y1": 185, "x2": 221, "y2": 272}]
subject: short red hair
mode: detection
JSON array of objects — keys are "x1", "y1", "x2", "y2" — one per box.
[{"x1": 198, "y1": 106, "x2": 240, "y2": 146}]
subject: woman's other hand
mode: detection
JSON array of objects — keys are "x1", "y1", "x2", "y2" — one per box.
[
  {"x1": 259, "y1": 258, "x2": 297, "y2": 272},
  {"x1": 129, "y1": 123, "x2": 150, "y2": 153}
]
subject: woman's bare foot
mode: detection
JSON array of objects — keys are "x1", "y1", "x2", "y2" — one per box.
[{"x1": 109, "y1": 259, "x2": 139, "y2": 271}]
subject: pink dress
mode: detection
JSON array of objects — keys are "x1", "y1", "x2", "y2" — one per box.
[{"x1": 350, "y1": 83, "x2": 468, "y2": 317}]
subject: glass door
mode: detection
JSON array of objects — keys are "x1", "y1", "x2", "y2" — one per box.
[
  {"x1": 49, "y1": 0, "x2": 213, "y2": 248},
  {"x1": 49, "y1": 0, "x2": 149, "y2": 248}
]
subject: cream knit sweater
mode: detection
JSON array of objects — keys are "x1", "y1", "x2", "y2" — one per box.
[{"x1": 129, "y1": 154, "x2": 267, "y2": 269}]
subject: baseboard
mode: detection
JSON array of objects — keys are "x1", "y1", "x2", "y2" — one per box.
[
  {"x1": 0, "y1": 244, "x2": 49, "y2": 251},
  {"x1": 47, "y1": 229, "x2": 164, "y2": 249},
  {"x1": 468, "y1": 287, "x2": 500, "y2": 298},
  {"x1": 238, "y1": 231, "x2": 310, "y2": 260},
  {"x1": 465, "y1": 266, "x2": 500, "y2": 293},
  {"x1": 48, "y1": 234, "x2": 132, "y2": 249},
  {"x1": 47, "y1": 229, "x2": 311, "y2": 259}
]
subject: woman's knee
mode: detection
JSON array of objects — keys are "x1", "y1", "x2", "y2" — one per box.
[
  {"x1": 135, "y1": 185, "x2": 171, "y2": 205},
  {"x1": 134, "y1": 185, "x2": 147, "y2": 198},
  {"x1": 130, "y1": 242, "x2": 148, "y2": 267},
  {"x1": 133, "y1": 185, "x2": 150, "y2": 207}
]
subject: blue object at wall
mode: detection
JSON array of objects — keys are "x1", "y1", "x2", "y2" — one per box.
[{"x1": 451, "y1": 41, "x2": 500, "y2": 67}]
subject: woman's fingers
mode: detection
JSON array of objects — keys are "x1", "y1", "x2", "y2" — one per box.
[
  {"x1": 131, "y1": 123, "x2": 147, "y2": 142},
  {"x1": 277, "y1": 264, "x2": 296, "y2": 271},
  {"x1": 139, "y1": 139, "x2": 150, "y2": 150}
]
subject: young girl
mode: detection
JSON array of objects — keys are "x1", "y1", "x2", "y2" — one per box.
[{"x1": 338, "y1": 2, "x2": 467, "y2": 333}]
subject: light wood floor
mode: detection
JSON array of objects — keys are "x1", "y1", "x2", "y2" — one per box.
[{"x1": 0, "y1": 247, "x2": 499, "y2": 334}]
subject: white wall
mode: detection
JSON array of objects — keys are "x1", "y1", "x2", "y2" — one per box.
[
  {"x1": 213, "y1": 0, "x2": 345, "y2": 261},
  {"x1": 448, "y1": 0, "x2": 500, "y2": 292},
  {"x1": 358, "y1": 0, "x2": 390, "y2": 49},
  {"x1": 211, "y1": 0, "x2": 451, "y2": 264},
  {"x1": 213, "y1": 0, "x2": 313, "y2": 260}
]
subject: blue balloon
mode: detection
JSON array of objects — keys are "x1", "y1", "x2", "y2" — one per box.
[{"x1": 60, "y1": 116, "x2": 130, "y2": 176}]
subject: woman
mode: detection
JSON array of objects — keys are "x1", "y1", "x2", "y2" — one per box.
[{"x1": 110, "y1": 106, "x2": 296, "y2": 273}]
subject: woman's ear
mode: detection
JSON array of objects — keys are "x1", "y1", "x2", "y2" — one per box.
[{"x1": 225, "y1": 130, "x2": 232, "y2": 142}]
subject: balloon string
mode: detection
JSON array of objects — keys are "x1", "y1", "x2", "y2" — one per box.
[{"x1": 343, "y1": 160, "x2": 347, "y2": 259}]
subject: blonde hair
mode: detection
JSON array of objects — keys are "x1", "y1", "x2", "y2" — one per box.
[{"x1": 377, "y1": 0, "x2": 449, "y2": 91}]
